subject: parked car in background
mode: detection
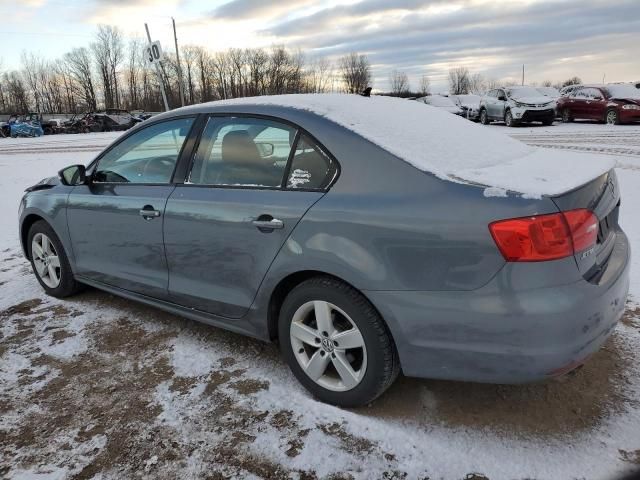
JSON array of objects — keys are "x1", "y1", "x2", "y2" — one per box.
[
  {"x1": 556, "y1": 84, "x2": 640, "y2": 125},
  {"x1": 18, "y1": 94, "x2": 630, "y2": 407},
  {"x1": 417, "y1": 95, "x2": 464, "y2": 116},
  {"x1": 479, "y1": 86, "x2": 556, "y2": 127},
  {"x1": 449, "y1": 94, "x2": 482, "y2": 121}
]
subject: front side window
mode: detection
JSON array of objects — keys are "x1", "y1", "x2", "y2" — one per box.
[
  {"x1": 189, "y1": 117, "x2": 296, "y2": 187},
  {"x1": 94, "y1": 117, "x2": 194, "y2": 184},
  {"x1": 286, "y1": 134, "x2": 336, "y2": 190}
]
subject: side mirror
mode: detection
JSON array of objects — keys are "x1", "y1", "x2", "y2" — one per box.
[
  {"x1": 594, "y1": 96, "x2": 603, "y2": 101},
  {"x1": 58, "y1": 164, "x2": 87, "y2": 186},
  {"x1": 256, "y1": 142, "x2": 275, "y2": 157}
]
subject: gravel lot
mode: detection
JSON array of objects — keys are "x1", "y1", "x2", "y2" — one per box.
[{"x1": 1, "y1": 123, "x2": 640, "y2": 479}]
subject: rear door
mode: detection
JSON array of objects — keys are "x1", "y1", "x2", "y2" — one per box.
[
  {"x1": 584, "y1": 88, "x2": 607, "y2": 120},
  {"x1": 164, "y1": 116, "x2": 338, "y2": 317},
  {"x1": 569, "y1": 88, "x2": 589, "y2": 119},
  {"x1": 67, "y1": 116, "x2": 196, "y2": 298}
]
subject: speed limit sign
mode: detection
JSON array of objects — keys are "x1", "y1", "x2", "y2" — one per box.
[{"x1": 144, "y1": 41, "x2": 164, "y2": 65}]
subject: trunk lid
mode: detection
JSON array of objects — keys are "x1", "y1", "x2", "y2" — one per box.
[{"x1": 552, "y1": 169, "x2": 621, "y2": 282}]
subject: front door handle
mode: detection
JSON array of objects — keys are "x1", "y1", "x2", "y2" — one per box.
[
  {"x1": 252, "y1": 217, "x2": 284, "y2": 231},
  {"x1": 139, "y1": 205, "x2": 161, "y2": 220}
]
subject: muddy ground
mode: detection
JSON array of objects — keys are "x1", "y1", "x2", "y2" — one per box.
[{"x1": 1, "y1": 251, "x2": 639, "y2": 478}]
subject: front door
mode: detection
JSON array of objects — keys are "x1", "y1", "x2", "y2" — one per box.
[
  {"x1": 164, "y1": 116, "x2": 337, "y2": 317},
  {"x1": 67, "y1": 117, "x2": 196, "y2": 298}
]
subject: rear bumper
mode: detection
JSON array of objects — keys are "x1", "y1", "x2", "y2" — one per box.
[{"x1": 366, "y1": 230, "x2": 630, "y2": 383}]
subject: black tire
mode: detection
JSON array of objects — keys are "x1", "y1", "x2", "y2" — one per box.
[
  {"x1": 542, "y1": 117, "x2": 554, "y2": 126},
  {"x1": 27, "y1": 220, "x2": 82, "y2": 298},
  {"x1": 279, "y1": 276, "x2": 400, "y2": 407},
  {"x1": 562, "y1": 108, "x2": 573, "y2": 123},
  {"x1": 605, "y1": 108, "x2": 620, "y2": 125},
  {"x1": 505, "y1": 109, "x2": 519, "y2": 127},
  {"x1": 480, "y1": 109, "x2": 490, "y2": 125}
]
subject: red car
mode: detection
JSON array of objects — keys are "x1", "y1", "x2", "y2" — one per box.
[{"x1": 556, "y1": 84, "x2": 640, "y2": 124}]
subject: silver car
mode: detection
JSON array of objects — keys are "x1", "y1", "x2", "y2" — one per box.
[
  {"x1": 19, "y1": 95, "x2": 630, "y2": 406},
  {"x1": 479, "y1": 86, "x2": 556, "y2": 126}
]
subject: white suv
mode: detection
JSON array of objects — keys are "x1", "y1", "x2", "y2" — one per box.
[{"x1": 479, "y1": 86, "x2": 556, "y2": 127}]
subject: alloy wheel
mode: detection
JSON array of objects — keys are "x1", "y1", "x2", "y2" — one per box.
[
  {"x1": 32, "y1": 233, "x2": 61, "y2": 288},
  {"x1": 606, "y1": 110, "x2": 618, "y2": 125},
  {"x1": 289, "y1": 300, "x2": 367, "y2": 392}
]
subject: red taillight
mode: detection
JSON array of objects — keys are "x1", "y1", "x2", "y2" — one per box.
[{"x1": 489, "y1": 209, "x2": 598, "y2": 262}]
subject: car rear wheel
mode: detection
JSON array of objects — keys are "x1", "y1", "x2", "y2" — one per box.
[
  {"x1": 606, "y1": 109, "x2": 620, "y2": 125},
  {"x1": 562, "y1": 108, "x2": 573, "y2": 123},
  {"x1": 28, "y1": 221, "x2": 82, "y2": 298},
  {"x1": 480, "y1": 109, "x2": 490, "y2": 125},
  {"x1": 279, "y1": 277, "x2": 399, "y2": 407}
]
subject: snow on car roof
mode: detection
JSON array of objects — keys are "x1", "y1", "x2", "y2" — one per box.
[{"x1": 211, "y1": 94, "x2": 614, "y2": 197}]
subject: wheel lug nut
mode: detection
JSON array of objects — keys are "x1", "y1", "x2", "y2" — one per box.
[
  {"x1": 298, "y1": 348, "x2": 304, "y2": 354},
  {"x1": 333, "y1": 341, "x2": 339, "y2": 347},
  {"x1": 315, "y1": 338, "x2": 320, "y2": 344},
  {"x1": 322, "y1": 331, "x2": 328, "y2": 337},
  {"x1": 320, "y1": 351, "x2": 325, "y2": 356},
  {"x1": 331, "y1": 353, "x2": 336, "y2": 359}
]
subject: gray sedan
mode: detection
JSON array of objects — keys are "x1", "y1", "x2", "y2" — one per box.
[{"x1": 19, "y1": 95, "x2": 630, "y2": 407}]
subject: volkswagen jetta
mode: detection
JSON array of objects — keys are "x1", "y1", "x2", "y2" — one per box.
[{"x1": 19, "y1": 94, "x2": 630, "y2": 407}]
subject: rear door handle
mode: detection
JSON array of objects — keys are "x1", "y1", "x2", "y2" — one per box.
[{"x1": 252, "y1": 218, "x2": 284, "y2": 230}]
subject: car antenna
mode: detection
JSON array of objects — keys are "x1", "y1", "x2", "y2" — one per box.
[{"x1": 360, "y1": 87, "x2": 372, "y2": 97}]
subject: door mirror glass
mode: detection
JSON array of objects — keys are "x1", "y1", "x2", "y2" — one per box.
[
  {"x1": 256, "y1": 142, "x2": 275, "y2": 157},
  {"x1": 58, "y1": 164, "x2": 87, "y2": 186}
]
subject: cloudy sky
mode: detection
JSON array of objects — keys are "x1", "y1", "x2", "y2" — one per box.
[{"x1": 3, "y1": 0, "x2": 640, "y2": 91}]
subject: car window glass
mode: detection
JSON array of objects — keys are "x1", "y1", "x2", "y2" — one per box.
[
  {"x1": 94, "y1": 117, "x2": 194, "y2": 183},
  {"x1": 189, "y1": 117, "x2": 296, "y2": 187},
  {"x1": 287, "y1": 134, "x2": 336, "y2": 190},
  {"x1": 585, "y1": 88, "x2": 602, "y2": 99},
  {"x1": 573, "y1": 88, "x2": 586, "y2": 98}
]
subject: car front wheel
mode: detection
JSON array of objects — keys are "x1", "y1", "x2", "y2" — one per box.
[
  {"x1": 480, "y1": 109, "x2": 490, "y2": 125},
  {"x1": 505, "y1": 110, "x2": 518, "y2": 127},
  {"x1": 28, "y1": 220, "x2": 82, "y2": 298},
  {"x1": 562, "y1": 108, "x2": 573, "y2": 123},
  {"x1": 606, "y1": 109, "x2": 620, "y2": 125},
  {"x1": 279, "y1": 277, "x2": 399, "y2": 407}
]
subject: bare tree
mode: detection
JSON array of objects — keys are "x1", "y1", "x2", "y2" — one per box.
[
  {"x1": 448, "y1": 66, "x2": 470, "y2": 95},
  {"x1": 305, "y1": 57, "x2": 333, "y2": 93},
  {"x1": 541, "y1": 79, "x2": 553, "y2": 87},
  {"x1": 562, "y1": 76, "x2": 582, "y2": 87},
  {"x1": 389, "y1": 70, "x2": 410, "y2": 96},
  {"x1": 468, "y1": 73, "x2": 486, "y2": 94},
  {"x1": 418, "y1": 75, "x2": 431, "y2": 96},
  {"x1": 64, "y1": 47, "x2": 97, "y2": 111},
  {"x1": 338, "y1": 52, "x2": 371, "y2": 94},
  {"x1": 92, "y1": 25, "x2": 124, "y2": 108}
]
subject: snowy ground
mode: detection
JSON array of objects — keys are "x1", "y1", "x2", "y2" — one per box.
[{"x1": 1, "y1": 124, "x2": 639, "y2": 479}]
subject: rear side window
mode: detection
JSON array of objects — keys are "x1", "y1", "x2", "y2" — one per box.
[
  {"x1": 286, "y1": 134, "x2": 337, "y2": 190},
  {"x1": 189, "y1": 117, "x2": 296, "y2": 187}
]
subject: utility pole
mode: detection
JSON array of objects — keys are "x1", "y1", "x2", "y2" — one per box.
[
  {"x1": 522, "y1": 64, "x2": 525, "y2": 86},
  {"x1": 145, "y1": 23, "x2": 170, "y2": 112},
  {"x1": 172, "y1": 17, "x2": 185, "y2": 107}
]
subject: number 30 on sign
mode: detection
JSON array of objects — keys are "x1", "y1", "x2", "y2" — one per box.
[{"x1": 144, "y1": 41, "x2": 164, "y2": 64}]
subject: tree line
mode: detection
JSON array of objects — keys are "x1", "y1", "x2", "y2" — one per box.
[
  {"x1": 0, "y1": 24, "x2": 587, "y2": 115},
  {"x1": 0, "y1": 25, "x2": 373, "y2": 114}
]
